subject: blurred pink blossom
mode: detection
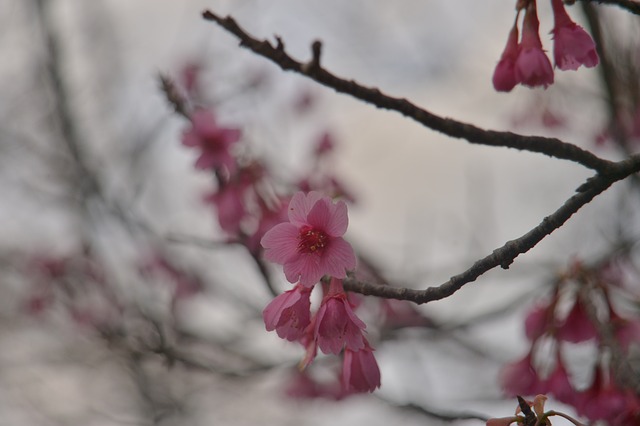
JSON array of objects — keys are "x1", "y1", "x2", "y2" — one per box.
[{"x1": 182, "y1": 109, "x2": 241, "y2": 172}]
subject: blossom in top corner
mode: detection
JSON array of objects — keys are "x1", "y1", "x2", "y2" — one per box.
[
  {"x1": 493, "y1": 19, "x2": 520, "y2": 92},
  {"x1": 551, "y1": 0, "x2": 599, "y2": 71},
  {"x1": 515, "y1": 1, "x2": 554, "y2": 89},
  {"x1": 260, "y1": 191, "x2": 356, "y2": 287}
]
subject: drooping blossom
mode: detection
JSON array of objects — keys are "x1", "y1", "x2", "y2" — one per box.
[
  {"x1": 263, "y1": 283, "x2": 312, "y2": 341},
  {"x1": 551, "y1": 0, "x2": 599, "y2": 71},
  {"x1": 524, "y1": 302, "x2": 551, "y2": 341},
  {"x1": 574, "y1": 367, "x2": 628, "y2": 422},
  {"x1": 341, "y1": 340, "x2": 381, "y2": 393},
  {"x1": 515, "y1": 1, "x2": 554, "y2": 89},
  {"x1": 500, "y1": 351, "x2": 543, "y2": 397},
  {"x1": 314, "y1": 278, "x2": 366, "y2": 354},
  {"x1": 204, "y1": 180, "x2": 250, "y2": 236},
  {"x1": 544, "y1": 353, "x2": 575, "y2": 405},
  {"x1": 260, "y1": 191, "x2": 357, "y2": 287},
  {"x1": 555, "y1": 298, "x2": 598, "y2": 343},
  {"x1": 181, "y1": 109, "x2": 241, "y2": 172},
  {"x1": 493, "y1": 18, "x2": 520, "y2": 92}
]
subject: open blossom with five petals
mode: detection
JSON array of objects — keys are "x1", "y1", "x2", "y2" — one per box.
[
  {"x1": 260, "y1": 191, "x2": 356, "y2": 287},
  {"x1": 263, "y1": 283, "x2": 312, "y2": 341},
  {"x1": 314, "y1": 278, "x2": 366, "y2": 354},
  {"x1": 551, "y1": 0, "x2": 599, "y2": 70},
  {"x1": 515, "y1": 1, "x2": 554, "y2": 89},
  {"x1": 181, "y1": 109, "x2": 241, "y2": 172}
]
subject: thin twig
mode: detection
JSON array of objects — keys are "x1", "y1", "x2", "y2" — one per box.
[{"x1": 201, "y1": 10, "x2": 615, "y2": 173}]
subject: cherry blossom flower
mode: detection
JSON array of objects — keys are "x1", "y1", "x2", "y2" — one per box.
[
  {"x1": 556, "y1": 298, "x2": 598, "y2": 343},
  {"x1": 545, "y1": 354, "x2": 575, "y2": 405},
  {"x1": 493, "y1": 19, "x2": 520, "y2": 92},
  {"x1": 342, "y1": 340, "x2": 381, "y2": 393},
  {"x1": 204, "y1": 180, "x2": 250, "y2": 236},
  {"x1": 500, "y1": 352, "x2": 543, "y2": 397},
  {"x1": 524, "y1": 302, "x2": 551, "y2": 341},
  {"x1": 263, "y1": 283, "x2": 312, "y2": 341},
  {"x1": 260, "y1": 191, "x2": 356, "y2": 287},
  {"x1": 575, "y1": 367, "x2": 628, "y2": 422},
  {"x1": 551, "y1": 0, "x2": 599, "y2": 71},
  {"x1": 314, "y1": 278, "x2": 366, "y2": 354},
  {"x1": 181, "y1": 109, "x2": 241, "y2": 172},
  {"x1": 515, "y1": 1, "x2": 554, "y2": 89}
]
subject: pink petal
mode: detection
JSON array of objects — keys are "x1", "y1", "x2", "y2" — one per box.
[
  {"x1": 320, "y1": 238, "x2": 356, "y2": 279},
  {"x1": 288, "y1": 191, "x2": 323, "y2": 226},
  {"x1": 261, "y1": 223, "x2": 299, "y2": 264},
  {"x1": 325, "y1": 200, "x2": 348, "y2": 237},
  {"x1": 306, "y1": 198, "x2": 332, "y2": 230},
  {"x1": 263, "y1": 290, "x2": 300, "y2": 331},
  {"x1": 283, "y1": 254, "x2": 324, "y2": 286}
]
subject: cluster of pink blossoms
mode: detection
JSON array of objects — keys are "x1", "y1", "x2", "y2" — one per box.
[
  {"x1": 175, "y1": 63, "x2": 379, "y2": 395},
  {"x1": 261, "y1": 191, "x2": 381, "y2": 395},
  {"x1": 493, "y1": 0, "x2": 599, "y2": 92},
  {"x1": 500, "y1": 259, "x2": 640, "y2": 425}
]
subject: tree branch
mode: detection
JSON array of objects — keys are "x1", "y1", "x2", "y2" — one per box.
[
  {"x1": 343, "y1": 158, "x2": 640, "y2": 304},
  {"x1": 202, "y1": 10, "x2": 614, "y2": 173},
  {"x1": 579, "y1": 0, "x2": 640, "y2": 15}
]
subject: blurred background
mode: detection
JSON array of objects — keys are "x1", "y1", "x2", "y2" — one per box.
[{"x1": 0, "y1": 0, "x2": 638, "y2": 425}]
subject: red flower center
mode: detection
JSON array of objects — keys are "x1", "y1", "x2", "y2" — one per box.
[{"x1": 298, "y1": 226, "x2": 328, "y2": 254}]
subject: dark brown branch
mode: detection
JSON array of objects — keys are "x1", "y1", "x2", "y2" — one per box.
[
  {"x1": 342, "y1": 156, "x2": 640, "y2": 304},
  {"x1": 579, "y1": 0, "x2": 640, "y2": 15},
  {"x1": 202, "y1": 10, "x2": 614, "y2": 173}
]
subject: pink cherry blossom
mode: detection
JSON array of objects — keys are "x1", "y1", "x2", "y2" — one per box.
[
  {"x1": 556, "y1": 298, "x2": 598, "y2": 343},
  {"x1": 314, "y1": 278, "x2": 366, "y2": 354},
  {"x1": 493, "y1": 19, "x2": 520, "y2": 92},
  {"x1": 524, "y1": 302, "x2": 550, "y2": 341},
  {"x1": 204, "y1": 180, "x2": 250, "y2": 236},
  {"x1": 263, "y1": 284, "x2": 311, "y2": 341},
  {"x1": 181, "y1": 109, "x2": 241, "y2": 172},
  {"x1": 515, "y1": 2, "x2": 554, "y2": 89},
  {"x1": 342, "y1": 341, "x2": 381, "y2": 393},
  {"x1": 575, "y1": 367, "x2": 628, "y2": 422},
  {"x1": 500, "y1": 352, "x2": 543, "y2": 397},
  {"x1": 551, "y1": 0, "x2": 599, "y2": 71},
  {"x1": 260, "y1": 191, "x2": 357, "y2": 287},
  {"x1": 545, "y1": 354, "x2": 575, "y2": 405}
]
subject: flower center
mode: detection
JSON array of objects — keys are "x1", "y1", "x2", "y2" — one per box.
[{"x1": 298, "y1": 226, "x2": 328, "y2": 254}]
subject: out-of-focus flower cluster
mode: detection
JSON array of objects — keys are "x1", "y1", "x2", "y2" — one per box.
[
  {"x1": 499, "y1": 256, "x2": 640, "y2": 425},
  {"x1": 493, "y1": 0, "x2": 598, "y2": 92}
]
